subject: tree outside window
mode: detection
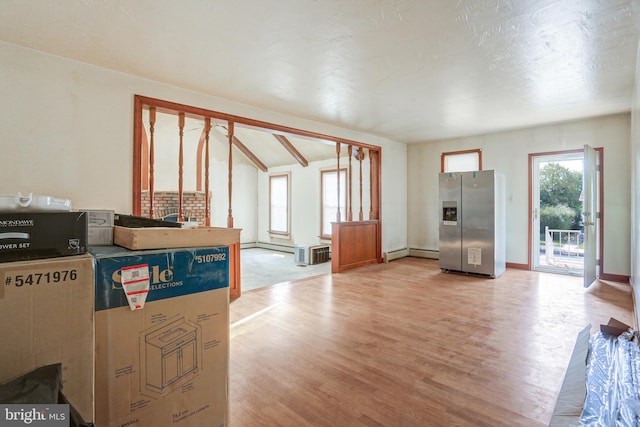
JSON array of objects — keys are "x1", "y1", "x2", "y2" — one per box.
[{"x1": 539, "y1": 162, "x2": 583, "y2": 234}]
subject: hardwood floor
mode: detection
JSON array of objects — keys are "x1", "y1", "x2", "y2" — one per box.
[{"x1": 229, "y1": 257, "x2": 634, "y2": 426}]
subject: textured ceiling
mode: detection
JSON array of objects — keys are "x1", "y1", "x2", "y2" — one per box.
[{"x1": 0, "y1": 0, "x2": 638, "y2": 144}]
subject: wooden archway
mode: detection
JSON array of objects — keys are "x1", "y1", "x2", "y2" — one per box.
[{"x1": 133, "y1": 95, "x2": 383, "y2": 296}]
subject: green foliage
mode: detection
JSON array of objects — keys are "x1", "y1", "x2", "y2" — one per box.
[
  {"x1": 540, "y1": 163, "x2": 582, "y2": 208},
  {"x1": 540, "y1": 204, "x2": 576, "y2": 231},
  {"x1": 539, "y1": 163, "x2": 583, "y2": 230}
]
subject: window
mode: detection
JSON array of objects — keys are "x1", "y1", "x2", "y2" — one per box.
[
  {"x1": 321, "y1": 169, "x2": 347, "y2": 238},
  {"x1": 441, "y1": 149, "x2": 482, "y2": 172},
  {"x1": 269, "y1": 174, "x2": 289, "y2": 235}
]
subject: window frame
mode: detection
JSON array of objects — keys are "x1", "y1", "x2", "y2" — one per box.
[
  {"x1": 441, "y1": 149, "x2": 482, "y2": 173},
  {"x1": 268, "y1": 173, "x2": 290, "y2": 237},
  {"x1": 320, "y1": 168, "x2": 347, "y2": 239}
]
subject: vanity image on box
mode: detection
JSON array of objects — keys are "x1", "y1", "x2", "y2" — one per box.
[{"x1": 141, "y1": 316, "x2": 202, "y2": 397}]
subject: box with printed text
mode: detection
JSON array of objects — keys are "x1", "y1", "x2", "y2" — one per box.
[
  {"x1": 91, "y1": 245, "x2": 229, "y2": 427},
  {"x1": 84, "y1": 210, "x2": 114, "y2": 246},
  {"x1": 0, "y1": 254, "x2": 95, "y2": 422},
  {"x1": 0, "y1": 212, "x2": 87, "y2": 262}
]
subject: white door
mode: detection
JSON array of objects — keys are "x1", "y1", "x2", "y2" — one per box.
[
  {"x1": 531, "y1": 152, "x2": 584, "y2": 274},
  {"x1": 583, "y1": 145, "x2": 598, "y2": 288}
]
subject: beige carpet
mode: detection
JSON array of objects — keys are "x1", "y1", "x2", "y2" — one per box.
[{"x1": 240, "y1": 247, "x2": 331, "y2": 292}]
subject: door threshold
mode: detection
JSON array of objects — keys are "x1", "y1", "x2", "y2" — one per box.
[{"x1": 534, "y1": 266, "x2": 584, "y2": 277}]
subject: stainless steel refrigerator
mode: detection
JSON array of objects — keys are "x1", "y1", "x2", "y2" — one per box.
[{"x1": 438, "y1": 170, "x2": 506, "y2": 278}]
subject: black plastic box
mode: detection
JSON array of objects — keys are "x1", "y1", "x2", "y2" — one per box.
[{"x1": 0, "y1": 212, "x2": 87, "y2": 262}]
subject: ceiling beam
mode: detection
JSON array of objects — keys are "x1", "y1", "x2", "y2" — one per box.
[
  {"x1": 232, "y1": 135, "x2": 268, "y2": 172},
  {"x1": 137, "y1": 94, "x2": 380, "y2": 151},
  {"x1": 273, "y1": 134, "x2": 308, "y2": 167}
]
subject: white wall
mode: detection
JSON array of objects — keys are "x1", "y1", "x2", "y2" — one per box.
[
  {"x1": 630, "y1": 41, "x2": 640, "y2": 326},
  {"x1": 408, "y1": 113, "x2": 631, "y2": 276},
  {"x1": 256, "y1": 142, "x2": 408, "y2": 254},
  {"x1": 207, "y1": 130, "x2": 258, "y2": 241},
  {"x1": 147, "y1": 112, "x2": 206, "y2": 192},
  {"x1": 0, "y1": 41, "x2": 407, "y2": 251},
  {"x1": 257, "y1": 155, "x2": 372, "y2": 248}
]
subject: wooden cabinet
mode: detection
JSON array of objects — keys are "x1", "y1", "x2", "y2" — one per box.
[{"x1": 331, "y1": 220, "x2": 381, "y2": 273}]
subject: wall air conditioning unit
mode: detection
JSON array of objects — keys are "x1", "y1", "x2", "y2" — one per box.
[
  {"x1": 294, "y1": 245, "x2": 331, "y2": 266},
  {"x1": 308, "y1": 245, "x2": 330, "y2": 265},
  {"x1": 294, "y1": 246, "x2": 309, "y2": 266}
]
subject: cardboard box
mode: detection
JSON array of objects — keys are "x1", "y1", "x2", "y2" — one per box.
[
  {"x1": 92, "y1": 246, "x2": 229, "y2": 427},
  {"x1": 88, "y1": 226, "x2": 113, "y2": 246},
  {"x1": 0, "y1": 212, "x2": 87, "y2": 262},
  {"x1": 85, "y1": 210, "x2": 114, "y2": 246},
  {"x1": 549, "y1": 324, "x2": 590, "y2": 426},
  {"x1": 0, "y1": 255, "x2": 95, "y2": 422},
  {"x1": 600, "y1": 317, "x2": 631, "y2": 337},
  {"x1": 113, "y1": 225, "x2": 240, "y2": 250}
]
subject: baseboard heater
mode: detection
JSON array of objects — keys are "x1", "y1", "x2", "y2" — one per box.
[
  {"x1": 408, "y1": 248, "x2": 439, "y2": 260},
  {"x1": 383, "y1": 248, "x2": 409, "y2": 263}
]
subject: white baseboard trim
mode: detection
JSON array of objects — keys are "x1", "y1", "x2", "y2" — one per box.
[
  {"x1": 383, "y1": 248, "x2": 409, "y2": 263},
  {"x1": 408, "y1": 248, "x2": 439, "y2": 260},
  {"x1": 243, "y1": 242, "x2": 335, "y2": 255},
  {"x1": 255, "y1": 241, "x2": 296, "y2": 253},
  {"x1": 244, "y1": 244, "x2": 439, "y2": 262}
]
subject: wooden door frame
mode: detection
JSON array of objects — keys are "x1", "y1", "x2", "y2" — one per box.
[{"x1": 526, "y1": 148, "x2": 625, "y2": 281}]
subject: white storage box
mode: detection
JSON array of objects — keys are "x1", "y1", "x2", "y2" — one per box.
[
  {"x1": 84, "y1": 210, "x2": 115, "y2": 246},
  {"x1": 0, "y1": 193, "x2": 71, "y2": 212}
]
